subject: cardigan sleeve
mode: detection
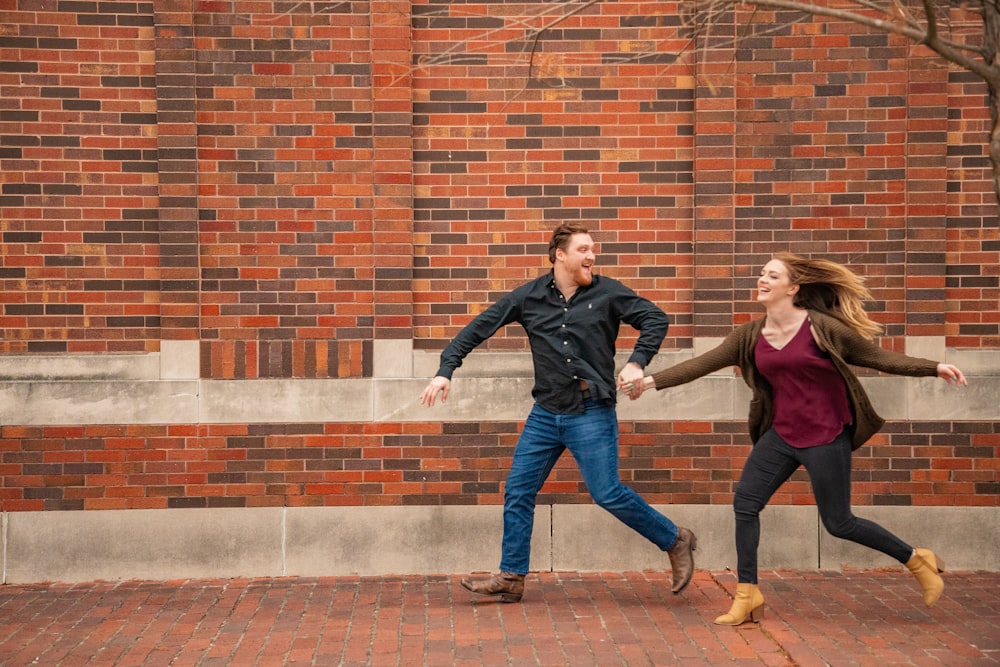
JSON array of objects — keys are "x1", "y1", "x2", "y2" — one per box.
[
  {"x1": 650, "y1": 329, "x2": 744, "y2": 390},
  {"x1": 810, "y1": 312, "x2": 940, "y2": 377}
]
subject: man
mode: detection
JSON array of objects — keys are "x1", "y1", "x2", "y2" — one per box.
[{"x1": 419, "y1": 222, "x2": 697, "y2": 602}]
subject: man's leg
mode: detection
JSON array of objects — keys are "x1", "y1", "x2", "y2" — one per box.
[
  {"x1": 567, "y1": 400, "x2": 697, "y2": 593},
  {"x1": 462, "y1": 404, "x2": 564, "y2": 602}
]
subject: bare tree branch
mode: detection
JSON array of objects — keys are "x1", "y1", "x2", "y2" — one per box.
[
  {"x1": 409, "y1": 0, "x2": 1000, "y2": 205},
  {"x1": 722, "y1": 0, "x2": 996, "y2": 80}
]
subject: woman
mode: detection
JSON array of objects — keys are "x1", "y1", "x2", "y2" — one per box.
[{"x1": 622, "y1": 253, "x2": 967, "y2": 625}]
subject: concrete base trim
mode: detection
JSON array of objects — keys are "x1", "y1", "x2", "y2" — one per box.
[{"x1": 4, "y1": 505, "x2": 997, "y2": 584}]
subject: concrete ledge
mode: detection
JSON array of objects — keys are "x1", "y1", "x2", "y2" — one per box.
[
  {"x1": 284, "y1": 505, "x2": 550, "y2": 576},
  {"x1": 0, "y1": 347, "x2": 996, "y2": 425},
  {"x1": 199, "y1": 378, "x2": 373, "y2": 423},
  {"x1": 4, "y1": 505, "x2": 997, "y2": 584},
  {"x1": 0, "y1": 354, "x2": 160, "y2": 381},
  {"x1": 552, "y1": 504, "x2": 819, "y2": 572},
  {"x1": 616, "y1": 376, "x2": 740, "y2": 421},
  {"x1": 818, "y1": 505, "x2": 1000, "y2": 571},
  {"x1": 0, "y1": 380, "x2": 201, "y2": 425},
  {"x1": 1, "y1": 374, "x2": 996, "y2": 426},
  {"x1": 376, "y1": 377, "x2": 535, "y2": 422},
  {"x1": 4, "y1": 508, "x2": 284, "y2": 583}
]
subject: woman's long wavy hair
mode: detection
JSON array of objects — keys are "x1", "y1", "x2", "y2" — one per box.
[{"x1": 774, "y1": 252, "x2": 883, "y2": 341}]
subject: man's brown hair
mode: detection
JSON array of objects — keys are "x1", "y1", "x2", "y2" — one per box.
[{"x1": 548, "y1": 222, "x2": 590, "y2": 264}]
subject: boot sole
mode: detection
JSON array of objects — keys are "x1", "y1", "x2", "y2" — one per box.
[
  {"x1": 460, "y1": 579, "x2": 523, "y2": 603},
  {"x1": 713, "y1": 605, "x2": 764, "y2": 626}
]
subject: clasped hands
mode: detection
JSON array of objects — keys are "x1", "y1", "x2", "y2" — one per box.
[{"x1": 617, "y1": 362, "x2": 651, "y2": 401}]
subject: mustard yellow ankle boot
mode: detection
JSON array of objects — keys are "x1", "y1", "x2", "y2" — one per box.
[
  {"x1": 906, "y1": 548, "x2": 945, "y2": 607},
  {"x1": 714, "y1": 583, "x2": 764, "y2": 626}
]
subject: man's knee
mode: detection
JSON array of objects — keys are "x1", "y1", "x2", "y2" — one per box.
[{"x1": 591, "y1": 483, "x2": 630, "y2": 509}]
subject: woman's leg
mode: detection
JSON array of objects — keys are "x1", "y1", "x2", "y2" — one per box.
[
  {"x1": 801, "y1": 429, "x2": 913, "y2": 563},
  {"x1": 732, "y1": 429, "x2": 801, "y2": 583}
]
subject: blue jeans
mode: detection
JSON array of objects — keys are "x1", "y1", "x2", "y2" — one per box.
[
  {"x1": 733, "y1": 427, "x2": 914, "y2": 583},
  {"x1": 499, "y1": 399, "x2": 680, "y2": 574}
]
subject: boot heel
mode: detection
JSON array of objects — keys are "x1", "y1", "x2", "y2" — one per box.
[
  {"x1": 498, "y1": 592, "x2": 522, "y2": 603},
  {"x1": 917, "y1": 548, "x2": 946, "y2": 573},
  {"x1": 713, "y1": 583, "x2": 765, "y2": 626}
]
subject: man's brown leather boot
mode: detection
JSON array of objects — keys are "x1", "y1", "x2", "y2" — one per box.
[
  {"x1": 667, "y1": 526, "x2": 697, "y2": 594},
  {"x1": 461, "y1": 571, "x2": 525, "y2": 602}
]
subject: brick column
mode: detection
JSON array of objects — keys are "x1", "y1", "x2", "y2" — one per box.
[
  {"x1": 692, "y1": 9, "x2": 739, "y2": 337},
  {"x1": 154, "y1": 0, "x2": 200, "y2": 344},
  {"x1": 904, "y1": 50, "x2": 949, "y2": 337},
  {"x1": 943, "y1": 7, "x2": 999, "y2": 347},
  {"x1": 370, "y1": 0, "x2": 414, "y2": 343}
]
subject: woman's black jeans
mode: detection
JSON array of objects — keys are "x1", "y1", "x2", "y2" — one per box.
[{"x1": 733, "y1": 427, "x2": 914, "y2": 583}]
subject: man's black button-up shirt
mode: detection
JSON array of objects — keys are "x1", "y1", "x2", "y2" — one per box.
[{"x1": 434, "y1": 271, "x2": 669, "y2": 414}]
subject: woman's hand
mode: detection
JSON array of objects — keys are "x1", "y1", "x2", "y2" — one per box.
[
  {"x1": 936, "y1": 363, "x2": 968, "y2": 387},
  {"x1": 617, "y1": 362, "x2": 645, "y2": 400},
  {"x1": 618, "y1": 373, "x2": 654, "y2": 400}
]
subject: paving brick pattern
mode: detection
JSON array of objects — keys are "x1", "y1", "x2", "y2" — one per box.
[{"x1": 1, "y1": 570, "x2": 997, "y2": 666}]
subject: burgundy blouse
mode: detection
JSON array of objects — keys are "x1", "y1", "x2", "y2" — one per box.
[{"x1": 754, "y1": 319, "x2": 853, "y2": 448}]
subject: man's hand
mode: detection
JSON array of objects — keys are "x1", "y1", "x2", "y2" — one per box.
[
  {"x1": 616, "y1": 362, "x2": 645, "y2": 401},
  {"x1": 420, "y1": 376, "x2": 451, "y2": 407}
]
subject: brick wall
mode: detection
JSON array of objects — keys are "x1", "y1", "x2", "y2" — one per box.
[
  {"x1": 1, "y1": 1, "x2": 998, "y2": 513},
  {"x1": 1, "y1": 0, "x2": 159, "y2": 354},
  {"x1": 412, "y1": 0, "x2": 701, "y2": 352},
  {"x1": 3, "y1": 419, "x2": 997, "y2": 512}
]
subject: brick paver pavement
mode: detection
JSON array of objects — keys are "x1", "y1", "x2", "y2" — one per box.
[{"x1": 1, "y1": 569, "x2": 997, "y2": 666}]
